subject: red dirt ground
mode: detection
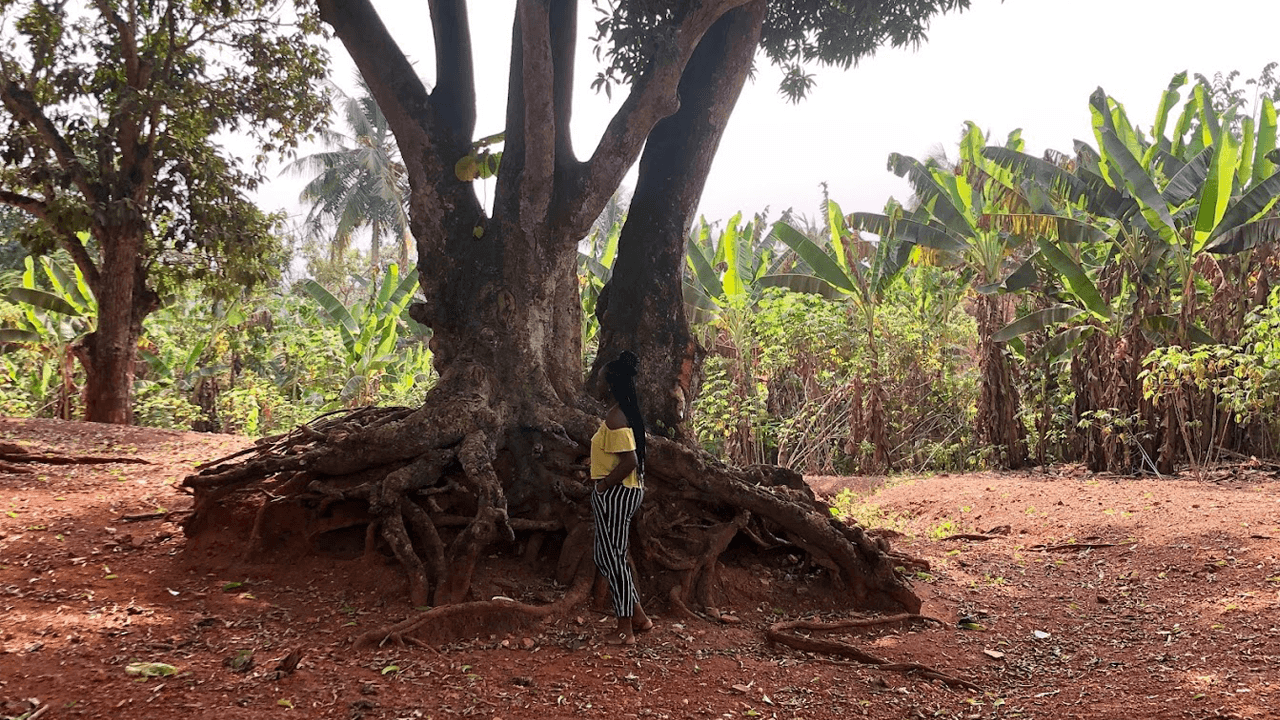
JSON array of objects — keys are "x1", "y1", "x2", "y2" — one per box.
[{"x1": 1, "y1": 416, "x2": 1277, "y2": 720}]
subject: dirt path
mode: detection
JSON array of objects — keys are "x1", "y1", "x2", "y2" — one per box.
[{"x1": 1, "y1": 417, "x2": 1277, "y2": 720}]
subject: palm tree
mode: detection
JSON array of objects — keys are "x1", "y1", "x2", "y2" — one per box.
[{"x1": 284, "y1": 77, "x2": 412, "y2": 276}]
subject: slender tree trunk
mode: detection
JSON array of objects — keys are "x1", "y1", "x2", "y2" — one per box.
[
  {"x1": 399, "y1": 226, "x2": 412, "y2": 271},
  {"x1": 865, "y1": 319, "x2": 891, "y2": 472},
  {"x1": 370, "y1": 217, "x2": 381, "y2": 276},
  {"x1": 590, "y1": 1, "x2": 765, "y2": 439},
  {"x1": 975, "y1": 294, "x2": 1027, "y2": 469}
]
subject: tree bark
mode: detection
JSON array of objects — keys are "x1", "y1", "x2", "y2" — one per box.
[
  {"x1": 975, "y1": 294, "x2": 1027, "y2": 469},
  {"x1": 590, "y1": 0, "x2": 766, "y2": 439},
  {"x1": 76, "y1": 225, "x2": 159, "y2": 424}
]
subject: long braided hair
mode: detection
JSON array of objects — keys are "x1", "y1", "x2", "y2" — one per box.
[{"x1": 604, "y1": 350, "x2": 646, "y2": 477}]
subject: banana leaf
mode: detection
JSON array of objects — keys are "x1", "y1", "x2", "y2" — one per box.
[
  {"x1": 757, "y1": 274, "x2": 843, "y2": 300},
  {"x1": 982, "y1": 213, "x2": 1110, "y2": 245},
  {"x1": 981, "y1": 147, "x2": 1092, "y2": 206},
  {"x1": 6, "y1": 287, "x2": 81, "y2": 317},
  {"x1": 1149, "y1": 72, "x2": 1188, "y2": 152},
  {"x1": 1253, "y1": 97, "x2": 1277, "y2": 181},
  {"x1": 685, "y1": 238, "x2": 724, "y2": 300},
  {"x1": 1161, "y1": 145, "x2": 1213, "y2": 206},
  {"x1": 1239, "y1": 117, "x2": 1256, "y2": 189},
  {"x1": 1203, "y1": 216, "x2": 1280, "y2": 255},
  {"x1": 886, "y1": 153, "x2": 976, "y2": 239},
  {"x1": 339, "y1": 375, "x2": 366, "y2": 402},
  {"x1": 825, "y1": 200, "x2": 850, "y2": 274},
  {"x1": 385, "y1": 267, "x2": 420, "y2": 312},
  {"x1": 1099, "y1": 127, "x2": 1178, "y2": 240},
  {"x1": 579, "y1": 252, "x2": 613, "y2": 285},
  {"x1": 1170, "y1": 89, "x2": 1201, "y2": 157},
  {"x1": 1001, "y1": 255, "x2": 1039, "y2": 292},
  {"x1": 43, "y1": 260, "x2": 93, "y2": 314},
  {"x1": 993, "y1": 304, "x2": 1086, "y2": 342},
  {"x1": 768, "y1": 221, "x2": 855, "y2": 294},
  {"x1": 1195, "y1": 84, "x2": 1222, "y2": 148},
  {"x1": 1203, "y1": 170, "x2": 1280, "y2": 252},
  {"x1": 302, "y1": 280, "x2": 360, "y2": 352},
  {"x1": 681, "y1": 281, "x2": 720, "y2": 324},
  {"x1": 0, "y1": 328, "x2": 41, "y2": 345},
  {"x1": 1193, "y1": 130, "x2": 1239, "y2": 246},
  {"x1": 1076, "y1": 166, "x2": 1135, "y2": 220},
  {"x1": 1037, "y1": 239, "x2": 1110, "y2": 320},
  {"x1": 1040, "y1": 325, "x2": 1093, "y2": 360},
  {"x1": 849, "y1": 212, "x2": 966, "y2": 255},
  {"x1": 719, "y1": 212, "x2": 755, "y2": 299},
  {"x1": 1141, "y1": 315, "x2": 1216, "y2": 345},
  {"x1": 873, "y1": 235, "x2": 915, "y2": 297}
]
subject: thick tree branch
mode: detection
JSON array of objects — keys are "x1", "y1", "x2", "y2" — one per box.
[
  {"x1": 1, "y1": 188, "x2": 105, "y2": 289},
  {"x1": 0, "y1": 189, "x2": 47, "y2": 219},
  {"x1": 549, "y1": 0, "x2": 576, "y2": 171},
  {"x1": 93, "y1": 0, "x2": 153, "y2": 202},
  {"x1": 59, "y1": 232, "x2": 103, "y2": 292},
  {"x1": 428, "y1": 0, "x2": 476, "y2": 141},
  {"x1": 91, "y1": 0, "x2": 138, "y2": 82},
  {"x1": 564, "y1": 0, "x2": 754, "y2": 237},
  {"x1": 517, "y1": 0, "x2": 555, "y2": 231},
  {"x1": 318, "y1": 0, "x2": 481, "y2": 259},
  {"x1": 591, "y1": 0, "x2": 765, "y2": 434},
  {"x1": 316, "y1": 0, "x2": 440, "y2": 165},
  {"x1": 0, "y1": 81, "x2": 101, "y2": 208}
]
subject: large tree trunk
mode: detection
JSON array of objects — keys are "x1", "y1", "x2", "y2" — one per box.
[
  {"x1": 76, "y1": 225, "x2": 157, "y2": 424},
  {"x1": 589, "y1": 1, "x2": 765, "y2": 439}
]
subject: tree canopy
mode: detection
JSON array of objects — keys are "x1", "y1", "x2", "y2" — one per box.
[{"x1": 591, "y1": 0, "x2": 969, "y2": 101}]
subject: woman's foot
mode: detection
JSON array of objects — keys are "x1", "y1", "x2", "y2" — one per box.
[
  {"x1": 605, "y1": 632, "x2": 636, "y2": 646},
  {"x1": 633, "y1": 604, "x2": 653, "y2": 633}
]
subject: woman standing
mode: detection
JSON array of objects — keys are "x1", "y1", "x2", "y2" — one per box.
[{"x1": 591, "y1": 350, "x2": 653, "y2": 645}]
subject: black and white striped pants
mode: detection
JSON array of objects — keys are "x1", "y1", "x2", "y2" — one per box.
[{"x1": 591, "y1": 484, "x2": 644, "y2": 618}]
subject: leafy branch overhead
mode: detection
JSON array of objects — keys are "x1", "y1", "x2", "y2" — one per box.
[{"x1": 589, "y1": 0, "x2": 973, "y2": 102}]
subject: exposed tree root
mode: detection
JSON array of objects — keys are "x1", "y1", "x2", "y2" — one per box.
[
  {"x1": 0, "y1": 441, "x2": 150, "y2": 467},
  {"x1": 766, "y1": 615, "x2": 979, "y2": 691},
  {"x1": 183, "y1": 399, "x2": 922, "y2": 643},
  {"x1": 940, "y1": 533, "x2": 1001, "y2": 542},
  {"x1": 355, "y1": 555, "x2": 596, "y2": 649},
  {"x1": 1027, "y1": 542, "x2": 1125, "y2": 552}
]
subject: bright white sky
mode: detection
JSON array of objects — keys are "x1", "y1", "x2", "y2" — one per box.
[{"x1": 257, "y1": 0, "x2": 1280, "y2": 234}]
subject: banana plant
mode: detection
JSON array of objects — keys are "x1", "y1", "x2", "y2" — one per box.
[
  {"x1": 682, "y1": 212, "x2": 782, "y2": 318},
  {"x1": 139, "y1": 297, "x2": 245, "y2": 392},
  {"x1": 767, "y1": 200, "x2": 916, "y2": 309},
  {"x1": 302, "y1": 263, "x2": 423, "y2": 408},
  {"x1": 847, "y1": 122, "x2": 1040, "y2": 468},
  {"x1": 767, "y1": 202, "x2": 919, "y2": 470},
  {"x1": 985, "y1": 77, "x2": 1280, "y2": 352},
  {"x1": 1, "y1": 255, "x2": 97, "y2": 418},
  {"x1": 578, "y1": 216, "x2": 621, "y2": 346}
]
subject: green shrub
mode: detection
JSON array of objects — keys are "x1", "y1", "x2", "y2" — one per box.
[{"x1": 134, "y1": 381, "x2": 205, "y2": 430}]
